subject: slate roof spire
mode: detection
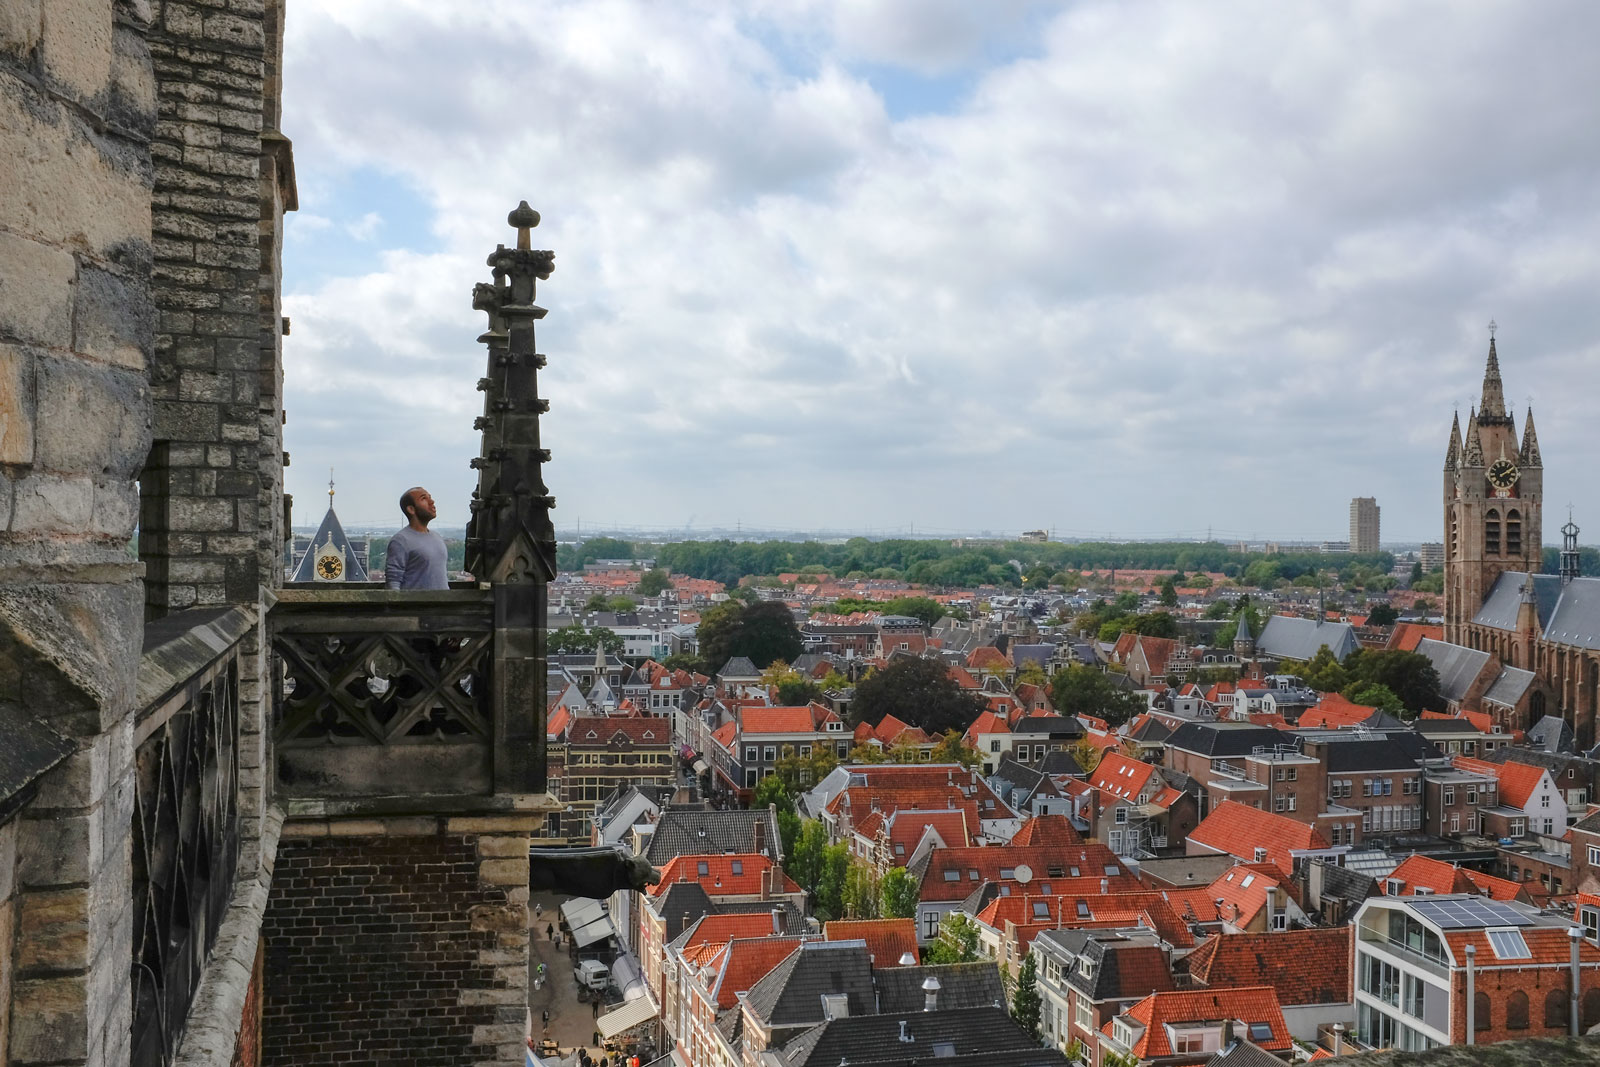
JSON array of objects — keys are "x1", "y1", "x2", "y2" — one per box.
[
  {"x1": 1479, "y1": 327, "x2": 1509, "y2": 421},
  {"x1": 1520, "y1": 406, "x2": 1542, "y2": 467},
  {"x1": 1445, "y1": 411, "x2": 1462, "y2": 470},
  {"x1": 288, "y1": 476, "x2": 370, "y2": 582}
]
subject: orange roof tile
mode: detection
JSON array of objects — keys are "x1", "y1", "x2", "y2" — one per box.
[
  {"x1": 1009, "y1": 814, "x2": 1086, "y2": 848},
  {"x1": 1298, "y1": 692, "x2": 1378, "y2": 729},
  {"x1": 1187, "y1": 929, "x2": 1353, "y2": 1005},
  {"x1": 739, "y1": 706, "x2": 819, "y2": 734},
  {"x1": 1453, "y1": 755, "x2": 1547, "y2": 809},
  {"x1": 650, "y1": 854, "x2": 798, "y2": 898},
  {"x1": 824, "y1": 919, "x2": 919, "y2": 967},
  {"x1": 1187, "y1": 801, "x2": 1330, "y2": 872},
  {"x1": 1106, "y1": 987, "x2": 1290, "y2": 1059},
  {"x1": 709, "y1": 937, "x2": 802, "y2": 1008},
  {"x1": 1388, "y1": 622, "x2": 1444, "y2": 652},
  {"x1": 967, "y1": 646, "x2": 1012, "y2": 670},
  {"x1": 1090, "y1": 752, "x2": 1158, "y2": 801}
]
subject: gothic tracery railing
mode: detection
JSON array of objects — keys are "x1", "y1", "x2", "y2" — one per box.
[{"x1": 132, "y1": 611, "x2": 244, "y2": 1067}]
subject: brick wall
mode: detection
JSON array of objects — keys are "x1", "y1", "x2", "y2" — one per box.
[
  {"x1": 262, "y1": 819, "x2": 533, "y2": 1067},
  {"x1": 231, "y1": 940, "x2": 264, "y2": 1067}
]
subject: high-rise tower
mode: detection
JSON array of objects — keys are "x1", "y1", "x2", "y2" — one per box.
[
  {"x1": 1349, "y1": 497, "x2": 1380, "y2": 554},
  {"x1": 1443, "y1": 329, "x2": 1544, "y2": 641}
]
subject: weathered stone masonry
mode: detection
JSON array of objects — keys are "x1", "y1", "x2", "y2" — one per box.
[
  {"x1": 261, "y1": 817, "x2": 535, "y2": 1067},
  {"x1": 1, "y1": 0, "x2": 155, "y2": 1064}
]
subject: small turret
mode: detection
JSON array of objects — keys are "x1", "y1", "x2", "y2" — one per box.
[
  {"x1": 1562, "y1": 514, "x2": 1581, "y2": 584},
  {"x1": 1232, "y1": 609, "x2": 1255, "y2": 657},
  {"x1": 1462, "y1": 408, "x2": 1484, "y2": 467},
  {"x1": 1521, "y1": 407, "x2": 1542, "y2": 467},
  {"x1": 1445, "y1": 411, "x2": 1462, "y2": 470}
]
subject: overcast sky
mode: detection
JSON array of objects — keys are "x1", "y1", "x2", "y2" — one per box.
[{"x1": 279, "y1": 0, "x2": 1600, "y2": 544}]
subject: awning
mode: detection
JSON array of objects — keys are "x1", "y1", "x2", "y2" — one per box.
[
  {"x1": 597, "y1": 997, "x2": 659, "y2": 1040},
  {"x1": 691, "y1": 759, "x2": 709, "y2": 776},
  {"x1": 561, "y1": 897, "x2": 604, "y2": 929},
  {"x1": 571, "y1": 914, "x2": 617, "y2": 948}
]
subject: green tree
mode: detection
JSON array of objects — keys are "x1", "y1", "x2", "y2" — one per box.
[
  {"x1": 660, "y1": 652, "x2": 700, "y2": 672},
  {"x1": 814, "y1": 842, "x2": 851, "y2": 921},
  {"x1": 842, "y1": 859, "x2": 882, "y2": 919},
  {"x1": 1069, "y1": 737, "x2": 1104, "y2": 774},
  {"x1": 549, "y1": 624, "x2": 622, "y2": 655},
  {"x1": 850, "y1": 656, "x2": 986, "y2": 734},
  {"x1": 1049, "y1": 665, "x2": 1146, "y2": 726},
  {"x1": 752, "y1": 775, "x2": 801, "y2": 857},
  {"x1": 1410, "y1": 561, "x2": 1424, "y2": 583},
  {"x1": 773, "y1": 747, "x2": 840, "y2": 795},
  {"x1": 1015, "y1": 661, "x2": 1048, "y2": 688},
  {"x1": 1203, "y1": 598, "x2": 1236, "y2": 620},
  {"x1": 1344, "y1": 681, "x2": 1404, "y2": 716},
  {"x1": 637, "y1": 568, "x2": 672, "y2": 597},
  {"x1": 1367, "y1": 603, "x2": 1399, "y2": 626},
  {"x1": 1412, "y1": 571, "x2": 1445, "y2": 593},
  {"x1": 1011, "y1": 953, "x2": 1042, "y2": 1041},
  {"x1": 603, "y1": 595, "x2": 636, "y2": 613},
  {"x1": 1133, "y1": 611, "x2": 1179, "y2": 638},
  {"x1": 1159, "y1": 578, "x2": 1178, "y2": 607},
  {"x1": 848, "y1": 743, "x2": 890, "y2": 764},
  {"x1": 1342, "y1": 649, "x2": 1444, "y2": 715},
  {"x1": 733, "y1": 601, "x2": 804, "y2": 669},
  {"x1": 922, "y1": 913, "x2": 981, "y2": 964},
  {"x1": 728, "y1": 585, "x2": 760, "y2": 606},
  {"x1": 880, "y1": 867, "x2": 919, "y2": 919},
  {"x1": 1216, "y1": 603, "x2": 1264, "y2": 648},
  {"x1": 1294, "y1": 646, "x2": 1349, "y2": 692},
  {"x1": 697, "y1": 601, "x2": 747, "y2": 671},
  {"x1": 929, "y1": 730, "x2": 982, "y2": 769},
  {"x1": 1187, "y1": 573, "x2": 1213, "y2": 589},
  {"x1": 788, "y1": 820, "x2": 829, "y2": 897},
  {"x1": 583, "y1": 593, "x2": 609, "y2": 612}
]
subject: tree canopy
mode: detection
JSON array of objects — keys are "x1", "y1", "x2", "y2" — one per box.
[
  {"x1": 1342, "y1": 648, "x2": 1444, "y2": 716},
  {"x1": 1050, "y1": 665, "x2": 1146, "y2": 726},
  {"x1": 549, "y1": 624, "x2": 623, "y2": 655},
  {"x1": 850, "y1": 656, "x2": 985, "y2": 734},
  {"x1": 637, "y1": 568, "x2": 672, "y2": 597},
  {"x1": 697, "y1": 600, "x2": 803, "y2": 672}
]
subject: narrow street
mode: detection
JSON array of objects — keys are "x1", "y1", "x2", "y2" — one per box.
[{"x1": 528, "y1": 892, "x2": 612, "y2": 1061}]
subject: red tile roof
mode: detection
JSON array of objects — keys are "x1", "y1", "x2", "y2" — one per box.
[
  {"x1": 948, "y1": 665, "x2": 982, "y2": 689},
  {"x1": 824, "y1": 919, "x2": 919, "y2": 967},
  {"x1": 1453, "y1": 755, "x2": 1548, "y2": 809},
  {"x1": 1009, "y1": 814, "x2": 1086, "y2": 848},
  {"x1": 650, "y1": 854, "x2": 798, "y2": 897},
  {"x1": 917, "y1": 843, "x2": 1139, "y2": 903},
  {"x1": 680, "y1": 912, "x2": 788, "y2": 949},
  {"x1": 884, "y1": 809, "x2": 973, "y2": 859},
  {"x1": 1186, "y1": 928, "x2": 1353, "y2": 1006},
  {"x1": 1187, "y1": 801, "x2": 1330, "y2": 873},
  {"x1": 1090, "y1": 752, "x2": 1158, "y2": 801},
  {"x1": 1106, "y1": 987, "x2": 1290, "y2": 1058},
  {"x1": 1384, "y1": 854, "x2": 1526, "y2": 902},
  {"x1": 967, "y1": 646, "x2": 1012, "y2": 670},
  {"x1": 568, "y1": 716, "x2": 672, "y2": 746},
  {"x1": 1388, "y1": 623, "x2": 1444, "y2": 652},
  {"x1": 707, "y1": 937, "x2": 803, "y2": 1008},
  {"x1": 1441, "y1": 925, "x2": 1600, "y2": 968},
  {"x1": 711, "y1": 720, "x2": 737, "y2": 750},
  {"x1": 975, "y1": 891, "x2": 1193, "y2": 948},
  {"x1": 1298, "y1": 692, "x2": 1378, "y2": 729},
  {"x1": 739, "y1": 706, "x2": 819, "y2": 734}
]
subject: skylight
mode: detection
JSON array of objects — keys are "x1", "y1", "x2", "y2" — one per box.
[
  {"x1": 1249, "y1": 1023, "x2": 1273, "y2": 1042},
  {"x1": 1487, "y1": 928, "x2": 1531, "y2": 960}
]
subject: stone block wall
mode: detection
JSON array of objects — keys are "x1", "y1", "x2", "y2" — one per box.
[
  {"x1": 261, "y1": 816, "x2": 535, "y2": 1067},
  {"x1": 0, "y1": 0, "x2": 153, "y2": 1064},
  {"x1": 140, "y1": 0, "x2": 287, "y2": 615}
]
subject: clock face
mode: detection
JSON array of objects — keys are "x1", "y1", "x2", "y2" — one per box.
[
  {"x1": 316, "y1": 554, "x2": 344, "y2": 580},
  {"x1": 1487, "y1": 458, "x2": 1520, "y2": 490}
]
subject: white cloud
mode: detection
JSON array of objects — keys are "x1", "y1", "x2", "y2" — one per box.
[{"x1": 279, "y1": 0, "x2": 1600, "y2": 540}]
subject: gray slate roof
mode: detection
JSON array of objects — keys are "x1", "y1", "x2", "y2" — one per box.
[
  {"x1": 1484, "y1": 665, "x2": 1535, "y2": 708},
  {"x1": 643, "y1": 806, "x2": 783, "y2": 864},
  {"x1": 1208, "y1": 1040, "x2": 1287, "y2": 1067},
  {"x1": 874, "y1": 962, "x2": 1005, "y2": 1014},
  {"x1": 289, "y1": 504, "x2": 370, "y2": 582},
  {"x1": 1165, "y1": 723, "x2": 1294, "y2": 757},
  {"x1": 1476, "y1": 571, "x2": 1600, "y2": 650},
  {"x1": 1256, "y1": 615, "x2": 1359, "y2": 661},
  {"x1": 1525, "y1": 716, "x2": 1575, "y2": 754},
  {"x1": 778, "y1": 1007, "x2": 1061, "y2": 1067},
  {"x1": 718, "y1": 655, "x2": 761, "y2": 678},
  {"x1": 1318, "y1": 733, "x2": 1437, "y2": 771},
  {"x1": 744, "y1": 940, "x2": 875, "y2": 1032},
  {"x1": 1414, "y1": 638, "x2": 1492, "y2": 704}
]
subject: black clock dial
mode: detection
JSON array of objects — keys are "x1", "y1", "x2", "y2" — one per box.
[{"x1": 1487, "y1": 459, "x2": 1520, "y2": 489}]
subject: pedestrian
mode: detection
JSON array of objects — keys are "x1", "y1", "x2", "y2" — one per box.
[
  {"x1": 547, "y1": 922, "x2": 555, "y2": 941},
  {"x1": 594, "y1": 1030, "x2": 602, "y2": 1046},
  {"x1": 384, "y1": 487, "x2": 449, "y2": 590}
]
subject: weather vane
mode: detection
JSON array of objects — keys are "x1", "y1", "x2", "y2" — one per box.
[
  {"x1": 328, "y1": 467, "x2": 335, "y2": 505},
  {"x1": 1488, "y1": 318, "x2": 1497, "y2": 338}
]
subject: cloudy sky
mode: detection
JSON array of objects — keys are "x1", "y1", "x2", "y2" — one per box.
[{"x1": 279, "y1": 0, "x2": 1600, "y2": 544}]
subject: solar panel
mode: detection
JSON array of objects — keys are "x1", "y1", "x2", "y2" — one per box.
[
  {"x1": 1408, "y1": 897, "x2": 1533, "y2": 929},
  {"x1": 1487, "y1": 929, "x2": 1532, "y2": 959}
]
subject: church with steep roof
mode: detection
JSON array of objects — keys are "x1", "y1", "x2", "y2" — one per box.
[
  {"x1": 287, "y1": 474, "x2": 371, "y2": 582},
  {"x1": 1439, "y1": 330, "x2": 1599, "y2": 748}
]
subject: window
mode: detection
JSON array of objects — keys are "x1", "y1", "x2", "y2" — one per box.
[
  {"x1": 1173, "y1": 1032, "x2": 1209, "y2": 1055},
  {"x1": 1589, "y1": 845, "x2": 1600, "y2": 867},
  {"x1": 763, "y1": 746, "x2": 776, "y2": 762},
  {"x1": 1511, "y1": 818, "x2": 1526, "y2": 837},
  {"x1": 1443, "y1": 786, "x2": 1455, "y2": 806},
  {"x1": 1000, "y1": 868, "x2": 1015, "y2": 880},
  {"x1": 1466, "y1": 789, "x2": 1477, "y2": 804},
  {"x1": 697, "y1": 861, "x2": 710, "y2": 876},
  {"x1": 990, "y1": 741, "x2": 1001, "y2": 753},
  {"x1": 1363, "y1": 779, "x2": 1373, "y2": 797},
  {"x1": 745, "y1": 769, "x2": 757, "y2": 787},
  {"x1": 1506, "y1": 989, "x2": 1529, "y2": 1029},
  {"x1": 1488, "y1": 929, "x2": 1531, "y2": 960},
  {"x1": 923, "y1": 911, "x2": 940, "y2": 939},
  {"x1": 745, "y1": 746, "x2": 758, "y2": 763},
  {"x1": 1383, "y1": 779, "x2": 1393, "y2": 796},
  {"x1": 1475, "y1": 992, "x2": 1492, "y2": 1031},
  {"x1": 1287, "y1": 794, "x2": 1297, "y2": 812},
  {"x1": 943, "y1": 870, "x2": 960, "y2": 882},
  {"x1": 1076, "y1": 901, "x2": 1091, "y2": 919},
  {"x1": 800, "y1": 745, "x2": 811, "y2": 757},
  {"x1": 1249, "y1": 1023, "x2": 1273, "y2": 1043},
  {"x1": 968, "y1": 869, "x2": 979, "y2": 880},
  {"x1": 1032, "y1": 901, "x2": 1051, "y2": 919},
  {"x1": 1074, "y1": 992, "x2": 1093, "y2": 1031},
  {"x1": 1581, "y1": 905, "x2": 1600, "y2": 942},
  {"x1": 1114, "y1": 807, "x2": 1128, "y2": 824}
]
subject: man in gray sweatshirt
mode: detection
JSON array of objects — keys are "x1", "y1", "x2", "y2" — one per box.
[{"x1": 385, "y1": 486, "x2": 450, "y2": 590}]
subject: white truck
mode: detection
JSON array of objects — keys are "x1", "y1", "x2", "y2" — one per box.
[{"x1": 574, "y1": 959, "x2": 610, "y2": 993}]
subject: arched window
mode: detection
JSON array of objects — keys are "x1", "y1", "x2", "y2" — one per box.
[
  {"x1": 1544, "y1": 988, "x2": 1566, "y2": 1028},
  {"x1": 1507, "y1": 510, "x2": 1523, "y2": 556},
  {"x1": 1583, "y1": 987, "x2": 1600, "y2": 1029},
  {"x1": 1487, "y1": 509, "x2": 1502, "y2": 556},
  {"x1": 1507, "y1": 989, "x2": 1529, "y2": 1029},
  {"x1": 1475, "y1": 991, "x2": 1492, "y2": 1031}
]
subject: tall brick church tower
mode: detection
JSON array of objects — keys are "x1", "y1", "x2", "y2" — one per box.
[{"x1": 1443, "y1": 329, "x2": 1544, "y2": 641}]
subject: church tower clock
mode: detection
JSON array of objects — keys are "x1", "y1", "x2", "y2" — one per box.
[{"x1": 1443, "y1": 325, "x2": 1543, "y2": 643}]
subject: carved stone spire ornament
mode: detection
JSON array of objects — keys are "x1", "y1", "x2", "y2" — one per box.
[
  {"x1": 1445, "y1": 411, "x2": 1462, "y2": 470},
  {"x1": 463, "y1": 200, "x2": 559, "y2": 791},
  {"x1": 1478, "y1": 331, "x2": 1509, "y2": 422}
]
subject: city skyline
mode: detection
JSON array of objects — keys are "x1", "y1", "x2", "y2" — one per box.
[{"x1": 279, "y1": 1, "x2": 1600, "y2": 541}]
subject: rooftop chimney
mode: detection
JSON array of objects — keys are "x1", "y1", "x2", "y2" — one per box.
[
  {"x1": 923, "y1": 976, "x2": 941, "y2": 1012},
  {"x1": 1100, "y1": 878, "x2": 1109, "y2": 894},
  {"x1": 899, "y1": 952, "x2": 918, "y2": 966},
  {"x1": 898, "y1": 1020, "x2": 914, "y2": 1044}
]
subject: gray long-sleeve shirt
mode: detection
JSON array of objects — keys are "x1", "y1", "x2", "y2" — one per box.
[{"x1": 385, "y1": 526, "x2": 450, "y2": 589}]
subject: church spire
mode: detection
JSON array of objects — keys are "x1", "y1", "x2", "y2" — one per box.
[
  {"x1": 1445, "y1": 411, "x2": 1462, "y2": 470},
  {"x1": 1462, "y1": 407, "x2": 1484, "y2": 466},
  {"x1": 1479, "y1": 323, "x2": 1508, "y2": 420},
  {"x1": 1520, "y1": 406, "x2": 1542, "y2": 467}
]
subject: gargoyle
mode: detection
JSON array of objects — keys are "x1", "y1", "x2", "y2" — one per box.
[{"x1": 528, "y1": 845, "x2": 660, "y2": 899}]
